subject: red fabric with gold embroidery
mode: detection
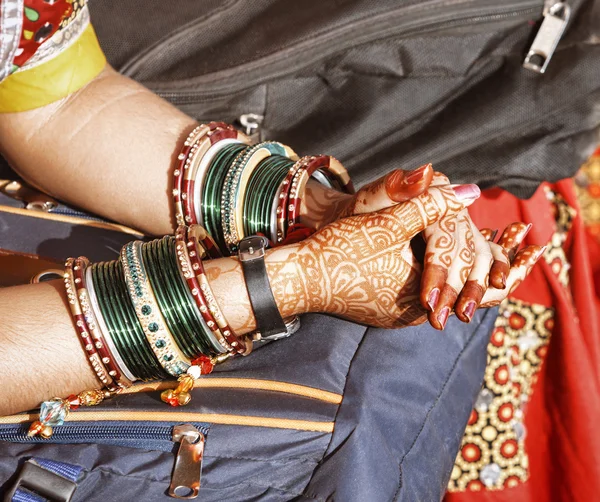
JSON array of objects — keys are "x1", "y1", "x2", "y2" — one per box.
[{"x1": 445, "y1": 170, "x2": 600, "y2": 501}]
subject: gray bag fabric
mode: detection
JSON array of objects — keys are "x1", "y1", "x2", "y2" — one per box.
[
  {"x1": 0, "y1": 187, "x2": 498, "y2": 502},
  {"x1": 88, "y1": 0, "x2": 600, "y2": 199}
]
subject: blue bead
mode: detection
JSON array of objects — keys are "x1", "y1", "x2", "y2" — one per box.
[{"x1": 39, "y1": 399, "x2": 69, "y2": 427}]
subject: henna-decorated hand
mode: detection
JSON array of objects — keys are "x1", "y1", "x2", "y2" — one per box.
[
  {"x1": 300, "y1": 163, "x2": 435, "y2": 229},
  {"x1": 272, "y1": 184, "x2": 480, "y2": 328},
  {"x1": 420, "y1": 175, "x2": 545, "y2": 330}
]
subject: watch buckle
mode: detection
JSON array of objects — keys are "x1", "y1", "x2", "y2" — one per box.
[{"x1": 238, "y1": 236, "x2": 269, "y2": 262}]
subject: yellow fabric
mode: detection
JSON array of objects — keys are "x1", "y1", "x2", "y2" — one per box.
[{"x1": 0, "y1": 24, "x2": 105, "y2": 113}]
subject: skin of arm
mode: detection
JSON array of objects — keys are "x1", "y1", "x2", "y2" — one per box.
[{"x1": 0, "y1": 245, "x2": 301, "y2": 416}]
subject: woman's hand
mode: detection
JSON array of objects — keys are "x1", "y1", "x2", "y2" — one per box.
[
  {"x1": 270, "y1": 183, "x2": 478, "y2": 328},
  {"x1": 420, "y1": 172, "x2": 544, "y2": 330},
  {"x1": 300, "y1": 163, "x2": 436, "y2": 229}
]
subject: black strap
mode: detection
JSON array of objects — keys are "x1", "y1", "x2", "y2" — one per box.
[{"x1": 238, "y1": 237, "x2": 287, "y2": 339}]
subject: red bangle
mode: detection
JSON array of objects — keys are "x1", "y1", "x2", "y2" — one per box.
[
  {"x1": 187, "y1": 225, "x2": 249, "y2": 355},
  {"x1": 64, "y1": 258, "x2": 120, "y2": 393},
  {"x1": 174, "y1": 226, "x2": 247, "y2": 355},
  {"x1": 72, "y1": 257, "x2": 132, "y2": 389},
  {"x1": 286, "y1": 155, "x2": 354, "y2": 230}
]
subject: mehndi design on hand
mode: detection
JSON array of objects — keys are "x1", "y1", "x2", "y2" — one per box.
[{"x1": 270, "y1": 184, "x2": 476, "y2": 328}]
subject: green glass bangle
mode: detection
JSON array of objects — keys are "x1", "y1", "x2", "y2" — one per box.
[
  {"x1": 203, "y1": 144, "x2": 248, "y2": 255},
  {"x1": 243, "y1": 156, "x2": 271, "y2": 235},
  {"x1": 158, "y1": 236, "x2": 223, "y2": 355},
  {"x1": 121, "y1": 241, "x2": 191, "y2": 377},
  {"x1": 91, "y1": 262, "x2": 149, "y2": 381},
  {"x1": 141, "y1": 239, "x2": 198, "y2": 359},
  {"x1": 244, "y1": 155, "x2": 293, "y2": 237},
  {"x1": 259, "y1": 158, "x2": 294, "y2": 238},
  {"x1": 106, "y1": 260, "x2": 167, "y2": 380},
  {"x1": 89, "y1": 263, "x2": 131, "y2": 376},
  {"x1": 141, "y1": 236, "x2": 220, "y2": 359}
]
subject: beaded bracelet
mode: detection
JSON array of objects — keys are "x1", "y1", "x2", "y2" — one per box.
[
  {"x1": 121, "y1": 241, "x2": 191, "y2": 377},
  {"x1": 63, "y1": 258, "x2": 119, "y2": 392},
  {"x1": 73, "y1": 257, "x2": 132, "y2": 389}
]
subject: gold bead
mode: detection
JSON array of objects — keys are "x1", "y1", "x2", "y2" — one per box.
[
  {"x1": 78, "y1": 389, "x2": 105, "y2": 407},
  {"x1": 177, "y1": 392, "x2": 192, "y2": 406}
]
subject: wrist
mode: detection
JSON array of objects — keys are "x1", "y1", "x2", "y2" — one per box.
[{"x1": 299, "y1": 179, "x2": 354, "y2": 230}]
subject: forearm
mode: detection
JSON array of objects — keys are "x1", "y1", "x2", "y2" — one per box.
[
  {"x1": 0, "y1": 245, "x2": 303, "y2": 416},
  {"x1": 0, "y1": 65, "x2": 193, "y2": 236},
  {"x1": 0, "y1": 65, "x2": 344, "y2": 236}
]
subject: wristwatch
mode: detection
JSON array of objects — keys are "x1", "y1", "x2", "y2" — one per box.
[{"x1": 238, "y1": 235, "x2": 297, "y2": 341}]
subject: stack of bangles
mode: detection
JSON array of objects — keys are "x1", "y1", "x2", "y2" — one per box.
[{"x1": 28, "y1": 122, "x2": 354, "y2": 438}]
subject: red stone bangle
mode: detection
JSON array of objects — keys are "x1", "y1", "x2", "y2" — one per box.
[
  {"x1": 73, "y1": 257, "x2": 132, "y2": 389},
  {"x1": 174, "y1": 122, "x2": 251, "y2": 258},
  {"x1": 173, "y1": 124, "x2": 212, "y2": 227},
  {"x1": 64, "y1": 258, "x2": 120, "y2": 393},
  {"x1": 187, "y1": 225, "x2": 249, "y2": 355},
  {"x1": 287, "y1": 155, "x2": 354, "y2": 230},
  {"x1": 174, "y1": 226, "x2": 246, "y2": 355},
  {"x1": 275, "y1": 157, "x2": 312, "y2": 245}
]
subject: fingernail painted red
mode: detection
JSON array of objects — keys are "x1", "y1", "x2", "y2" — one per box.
[
  {"x1": 427, "y1": 288, "x2": 440, "y2": 311},
  {"x1": 404, "y1": 164, "x2": 431, "y2": 184},
  {"x1": 490, "y1": 229, "x2": 499, "y2": 242},
  {"x1": 452, "y1": 184, "x2": 481, "y2": 203},
  {"x1": 522, "y1": 223, "x2": 533, "y2": 240},
  {"x1": 501, "y1": 273, "x2": 507, "y2": 289},
  {"x1": 437, "y1": 306, "x2": 450, "y2": 329},
  {"x1": 464, "y1": 301, "x2": 476, "y2": 322}
]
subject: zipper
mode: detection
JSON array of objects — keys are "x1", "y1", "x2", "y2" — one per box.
[
  {"x1": 0, "y1": 422, "x2": 208, "y2": 499},
  {"x1": 170, "y1": 424, "x2": 205, "y2": 499},
  {"x1": 149, "y1": 0, "x2": 543, "y2": 102},
  {"x1": 523, "y1": 1, "x2": 570, "y2": 73}
]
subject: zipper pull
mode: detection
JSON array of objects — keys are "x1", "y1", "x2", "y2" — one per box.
[
  {"x1": 238, "y1": 113, "x2": 264, "y2": 142},
  {"x1": 523, "y1": 2, "x2": 571, "y2": 74},
  {"x1": 169, "y1": 424, "x2": 205, "y2": 499}
]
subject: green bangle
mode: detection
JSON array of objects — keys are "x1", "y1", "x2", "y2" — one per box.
[
  {"x1": 91, "y1": 262, "x2": 150, "y2": 381},
  {"x1": 222, "y1": 142, "x2": 297, "y2": 252},
  {"x1": 105, "y1": 261, "x2": 167, "y2": 381},
  {"x1": 203, "y1": 143, "x2": 248, "y2": 255},
  {"x1": 121, "y1": 241, "x2": 191, "y2": 377},
  {"x1": 244, "y1": 155, "x2": 294, "y2": 238},
  {"x1": 141, "y1": 239, "x2": 198, "y2": 359},
  {"x1": 159, "y1": 236, "x2": 225, "y2": 355}
]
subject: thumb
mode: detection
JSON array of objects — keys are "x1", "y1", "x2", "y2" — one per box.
[
  {"x1": 350, "y1": 163, "x2": 434, "y2": 214},
  {"x1": 387, "y1": 183, "x2": 481, "y2": 240}
]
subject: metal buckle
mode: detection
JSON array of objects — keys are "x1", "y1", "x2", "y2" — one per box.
[
  {"x1": 0, "y1": 179, "x2": 59, "y2": 212},
  {"x1": 238, "y1": 235, "x2": 269, "y2": 262},
  {"x1": 4, "y1": 459, "x2": 78, "y2": 502}
]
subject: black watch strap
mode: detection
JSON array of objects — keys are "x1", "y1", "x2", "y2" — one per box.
[{"x1": 238, "y1": 236, "x2": 287, "y2": 339}]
